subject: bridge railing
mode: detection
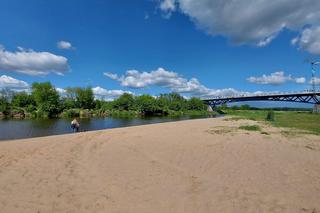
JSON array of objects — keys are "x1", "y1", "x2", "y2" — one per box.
[{"x1": 201, "y1": 90, "x2": 320, "y2": 100}]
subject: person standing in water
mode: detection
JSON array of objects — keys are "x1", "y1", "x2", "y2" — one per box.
[{"x1": 71, "y1": 118, "x2": 80, "y2": 132}]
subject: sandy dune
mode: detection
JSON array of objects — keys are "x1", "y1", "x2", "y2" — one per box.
[{"x1": 0, "y1": 117, "x2": 320, "y2": 213}]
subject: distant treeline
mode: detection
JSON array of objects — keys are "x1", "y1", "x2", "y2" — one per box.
[
  {"x1": 216, "y1": 104, "x2": 312, "y2": 112},
  {"x1": 0, "y1": 82, "x2": 208, "y2": 119}
]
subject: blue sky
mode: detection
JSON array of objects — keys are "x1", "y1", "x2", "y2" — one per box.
[{"x1": 0, "y1": 0, "x2": 320, "y2": 104}]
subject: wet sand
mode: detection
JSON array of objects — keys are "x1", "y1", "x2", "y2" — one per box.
[{"x1": 0, "y1": 117, "x2": 319, "y2": 213}]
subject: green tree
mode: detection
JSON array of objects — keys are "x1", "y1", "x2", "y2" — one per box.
[
  {"x1": 12, "y1": 92, "x2": 35, "y2": 108},
  {"x1": 187, "y1": 97, "x2": 206, "y2": 111},
  {"x1": 31, "y1": 82, "x2": 60, "y2": 118},
  {"x1": 75, "y1": 87, "x2": 95, "y2": 109},
  {"x1": 219, "y1": 103, "x2": 228, "y2": 110},
  {"x1": 100, "y1": 101, "x2": 113, "y2": 111},
  {"x1": 113, "y1": 93, "x2": 135, "y2": 111},
  {"x1": 95, "y1": 99, "x2": 103, "y2": 110},
  {"x1": 0, "y1": 96, "x2": 10, "y2": 115},
  {"x1": 63, "y1": 87, "x2": 77, "y2": 109},
  {"x1": 159, "y1": 93, "x2": 187, "y2": 111},
  {"x1": 156, "y1": 96, "x2": 170, "y2": 114},
  {"x1": 135, "y1": 94, "x2": 158, "y2": 114}
]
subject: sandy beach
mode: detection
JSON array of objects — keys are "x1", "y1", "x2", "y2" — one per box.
[{"x1": 0, "y1": 117, "x2": 319, "y2": 213}]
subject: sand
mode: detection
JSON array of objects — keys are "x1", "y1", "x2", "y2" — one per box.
[{"x1": 0, "y1": 117, "x2": 320, "y2": 213}]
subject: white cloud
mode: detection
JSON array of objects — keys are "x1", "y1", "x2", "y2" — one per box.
[
  {"x1": 247, "y1": 71, "x2": 305, "y2": 85},
  {"x1": 291, "y1": 27, "x2": 320, "y2": 55},
  {"x1": 57, "y1": 41, "x2": 73, "y2": 50},
  {"x1": 103, "y1": 72, "x2": 119, "y2": 80},
  {"x1": 0, "y1": 45, "x2": 69, "y2": 76},
  {"x1": 159, "y1": 0, "x2": 320, "y2": 46},
  {"x1": 295, "y1": 77, "x2": 306, "y2": 84},
  {"x1": 106, "y1": 68, "x2": 182, "y2": 89},
  {"x1": 105, "y1": 67, "x2": 249, "y2": 98},
  {"x1": 0, "y1": 75, "x2": 29, "y2": 89},
  {"x1": 159, "y1": 0, "x2": 176, "y2": 18},
  {"x1": 257, "y1": 35, "x2": 276, "y2": 47},
  {"x1": 160, "y1": 0, "x2": 176, "y2": 11},
  {"x1": 291, "y1": 37, "x2": 299, "y2": 45},
  {"x1": 56, "y1": 87, "x2": 67, "y2": 94},
  {"x1": 92, "y1": 86, "x2": 133, "y2": 100}
]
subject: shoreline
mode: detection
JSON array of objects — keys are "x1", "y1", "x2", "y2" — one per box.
[
  {"x1": 0, "y1": 116, "x2": 214, "y2": 142},
  {"x1": 0, "y1": 118, "x2": 319, "y2": 212}
]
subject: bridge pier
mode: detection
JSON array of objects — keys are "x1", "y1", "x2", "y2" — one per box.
[
  {"x1": 207, "y1": 105, "x2": 214, "y2": 112},
  {"x1": 313, "y1": 104, "x2": 320, "y2": 113}
]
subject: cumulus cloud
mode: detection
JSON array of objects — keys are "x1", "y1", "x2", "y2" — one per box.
[
  {"x1": 158, "y1": 0, "x2": 320, "y2": 47},
  {"x1": 295, "y1": 77, "x2": 306, "y2": 84},
  {"x1": 0, "y1": 45, "x2": 69, "y2": 76},
  {"x1": 105, "y1": 68, "x2": 183, "y2": 89},
  {"x1": 247, "y1": 71, "x2": 305, "y2": 85},
  {"x1": 105, "y1": 67, "x2": 249, "y2": 98},
  {"x1": 57, "y1": 41, "x2": 74, "y2": 50},
  {"x1": 0, "y1": 75, "x2": 29, "y2": 89},
  {"x1": 56, "y1": 87, "x2": 67, "y2": 94},
  {"x1": 160, "y1": 0, "x2": 176, "y2": 11},
  {"x1": 291, "y1": 27, "x2": 320, "y2": 55},
  {"x1": 159, "y1": 0, "x2": 176, "y2": 18},
  {"x1": 92, "y1": 86, "x2": 134, "y2": 100}
]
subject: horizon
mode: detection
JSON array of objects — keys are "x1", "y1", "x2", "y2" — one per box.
[{"x1": 1, "y1": 0, "x2": 320, "y2": 108}]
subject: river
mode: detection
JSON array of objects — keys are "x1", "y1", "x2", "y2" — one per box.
[{"x1": 0, "y1": 115, "x2": 210, "y2": 141}]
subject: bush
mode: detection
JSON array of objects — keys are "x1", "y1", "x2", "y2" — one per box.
[
  {"x1": 80, "y1": 109, "x2": 93, "y2": 118},
  {"x1": 26, "y1": 104, "x2": 36, "y2": 113},
  {"x1": 62, "y1": 109, "x2": 80, "y2": 118},
  {"x1": 240, "y1": 104, "x2": 251, "y2": 110},
  {"x1": 187, "y1": 97, "x2": 206, "y2": 111},
  {"x1": 0, "y1": 97, "x2": 10, "y2": 116},
  {"x1": 34, "y1": 110, "x2": 50, "y2": 118},
  {"x1": 265, "y1": 110, "x2": 275, "y2": 121},
  {"x1": 109, "y1": 110, "x2": 138, "y2": 117}
]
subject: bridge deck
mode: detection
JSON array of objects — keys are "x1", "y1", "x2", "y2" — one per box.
[{"x1": 202, "y1": 92, "x2": 320, "y2": 106}]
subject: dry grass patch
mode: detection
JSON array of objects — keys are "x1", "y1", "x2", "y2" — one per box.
[
  {"x1": 206, "y1": 126, "x2": 237, "y2": 135},
  {"x1": 239, "y1": 125, "x2": 261, "y2": 132}
]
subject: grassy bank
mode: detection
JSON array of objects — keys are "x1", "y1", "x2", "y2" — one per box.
[{"x1": 226, "y1": 110, "x2": 320, "y2": 135}]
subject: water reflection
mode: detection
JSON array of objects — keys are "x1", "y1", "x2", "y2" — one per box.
[{"x1": 0, "y1": 115, "x2": 209, "y2": 141}]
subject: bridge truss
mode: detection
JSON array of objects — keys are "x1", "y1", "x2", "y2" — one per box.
[{"x1": 202, "y1": 92, "x2": 320, "y2": 107}]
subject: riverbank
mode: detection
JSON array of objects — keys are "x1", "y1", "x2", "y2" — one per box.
[
  {"x1": 0, "y1": 115, "x2": 209, "y2": 140},
  {"x1": 225, "y1": 109, "x2": 320, "y2": 135},
  {"x1": 0, "y1": 117, "x2": 319, "y2": 212}
]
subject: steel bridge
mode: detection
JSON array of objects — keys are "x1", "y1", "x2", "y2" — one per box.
[{"x1": 202, "y1": 91, "x2": 320, "y2": 108}]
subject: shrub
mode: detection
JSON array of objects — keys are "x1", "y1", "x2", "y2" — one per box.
[
  {"x1": 62, "y1": 109, "x2": 80, "y2": 118},
  {"x1": 265, "y1": 110, "x2": 275, "y2": 121}
]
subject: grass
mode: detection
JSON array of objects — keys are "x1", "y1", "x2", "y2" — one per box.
[
  {"x1": 207, "y1": 126, "x2": 235, "y2": 135},
  {"x1": 208, "y1": 125, "x2": 268, "y2": 135},
  {"x1": 226, "y1": 110, "x2": 320, "y2": 135},
  {"x1": 239, "y1": 125, "x2": 261, "y2": 131}
]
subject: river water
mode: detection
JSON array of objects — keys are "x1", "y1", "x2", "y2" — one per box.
[{"x1": 0, "y1": 115, "x2": 209, "y2": 141}]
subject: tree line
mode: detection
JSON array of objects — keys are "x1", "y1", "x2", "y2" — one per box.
[{"x1": 0, "y1": 82, "x2": 208, "y2": 119}]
